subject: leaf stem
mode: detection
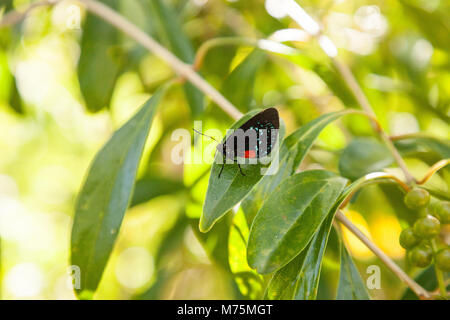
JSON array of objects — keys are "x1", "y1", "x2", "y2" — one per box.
[
  {"x1": 339, "y1": 172, "x2": 411, "y2": 209},
  {"x1": 335, "y1": 210, "x2": 431, "y2": 299},
  {"x1": 416, "y1": 159, "x2": 450, "y2": 185}
]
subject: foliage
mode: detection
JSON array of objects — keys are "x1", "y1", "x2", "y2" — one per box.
[{"x1": 0, "y1": 0, "x2": 449, "y2": 300}]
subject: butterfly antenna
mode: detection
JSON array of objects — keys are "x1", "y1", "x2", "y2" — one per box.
[{"x1": 193, "y1": 129, "x2": 219, "y2": 142}]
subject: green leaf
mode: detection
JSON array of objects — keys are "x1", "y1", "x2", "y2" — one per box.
[
  {"x1": 199, "y1": 109, "x2": 281, "y2": 232},
  {"x1": 247, "y1": 170, "x2": 347, "y2": 274},
  {"x1": 221, "y1": 50, "x2": 266, "y2": 112},
  {"x1": 242, "y1": 110, "x2": 352, "y2": 225},
  {"x1": 336, "y1": 245, "x2": 370, "y2": 300},
  {"x1": 339, "y1": 138, "x2": 394, "y2": 181},
  {"x1": 265, "y1": 212, "x2": 335, "y2": 300},
  {"x1": 78, "y1": 0, "x2": 123, "y2": 112},
  {"x1": 148, "y1": 0, "x2": 204, "y2": 116},
  {"x1": 70, "y1": 88, "x2": 165, "y2": 297},
  {"x1": 229, "y1": 208, "x2": 264, "y2": 299}
]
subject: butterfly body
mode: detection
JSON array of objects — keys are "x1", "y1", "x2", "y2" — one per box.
[{"x1": 216, "y1": 108, "x2": 279, "y2": 177}]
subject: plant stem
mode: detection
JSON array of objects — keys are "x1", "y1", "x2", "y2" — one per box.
[
  {"x1": 274, "y1": 0, "x2": 415, "y2": 184},
  {"x1": 335, "y1": 210, "x2": 431, "y2": 299},
  {"x1": 431, "y1": 239, "x2": 447, "y2": 298},
  {"x1": 0, "y1": 0, "x2": 243, "y2": 120},
  {"x1": 81, "y1": 0, "x2": 244, "y2": 119},
  {"x1": 331, "y1": 59, "x2": 415, "y2": 184},
  {"x1": 416, "y1": 159, "x2": 450, "y2": 185},
  {"x1": 339, "y1": 172, "x2": 411, "y2": 209}
]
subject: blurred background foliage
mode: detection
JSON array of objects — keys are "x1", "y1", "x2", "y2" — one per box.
[{"x1": 0, "y1": 0, "x2": 448, "y2": 299}]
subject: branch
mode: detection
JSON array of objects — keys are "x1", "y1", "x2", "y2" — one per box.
[
  {"x1": 331, "y1": 60, "x2": 415, "y2": 184},
  {"x1": 272, "y1": 0, "x2": 414, "y2": 184},
  {"x1": 0, "y1": 0, "x2": 243, "y2": 121},
  {"x1": 335, "y1": 210, "x2": 431, "y2": 299},
  {"x1": 80, "y1": 0, "x2": 244, "y2": 120}
]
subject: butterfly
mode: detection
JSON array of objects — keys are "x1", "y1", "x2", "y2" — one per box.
[{"x1": 195, "y1": 108, "x2": 280, "y2": 178}]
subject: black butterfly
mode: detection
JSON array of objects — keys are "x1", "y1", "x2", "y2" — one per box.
[{"x1": 195, "y1": 108, "x2": 280, "y2": 178}]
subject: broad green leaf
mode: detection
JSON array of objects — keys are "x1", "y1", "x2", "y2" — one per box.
[
  {"x1": 339, "y1": 138, "x2": 394, "y2": 181},
  {"x1": 71, "y1": 88, "x2": 165, "y2": 298},
  {"x1": 221, "y1": 50, "x2": 266, "y2": 112},
  {"x1": 242, "y1": 110, "x2": 353, "y2": 224},
  {"x1": 229, "y1": 208, "x2": 264, "y2": 299},
  {"x1": 200, "y1": 109, "x2": 282, "y2": 232},
  {"x1": 265, "y1": 212, "x2": 335, "y2": 300},
  {"x1": 336, "y1": 245, "x2": 370, "y2": 300},
  {"x1": 78, "y1": 0, "x2": 123, "y2": 112},
  {"x1": 148, "y1": 0, "x2": 204, "y2": 116},
  {"x1": 247, "y1": 170, "x2": 347, "y2": 274}
]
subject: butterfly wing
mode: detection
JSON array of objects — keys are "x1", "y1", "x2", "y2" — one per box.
[{"x1": 222, "y1": 108, "x2": 279, "y2": 160}]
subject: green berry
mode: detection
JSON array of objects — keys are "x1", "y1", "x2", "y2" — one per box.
[
  {"x1": 435, "y1": 201, "x2": 450, "y2": 224},
  {"x1": 413, "y1": 216, "x2": 440, "y2": 239},
  {"x1": 426, "y1": 198, "x2": 441, "y2": 218},
  {"x1": 404, "y1": 188, "x2": 430, "y2": 209},
  {"x1": 408, "y1": 244, "x2": 433, "y2": 268},
  {"x1": 435, "y1": 248, "x2": 450, "y2": 272},
  {"x1": 399, "y1": 228, "x2": 420, "y2": 249}
]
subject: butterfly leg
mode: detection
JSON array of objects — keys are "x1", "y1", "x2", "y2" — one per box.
[
  {"x1": 237, "y1": 163, "x2": 246, "y2": 176},
  {"x1": 218, "y1": 163, "x2": 225, "y2": 178}
]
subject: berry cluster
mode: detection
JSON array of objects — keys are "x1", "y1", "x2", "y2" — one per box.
[{"x1": 399, "y1": 187, "x2": 450, "y2": 271}]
